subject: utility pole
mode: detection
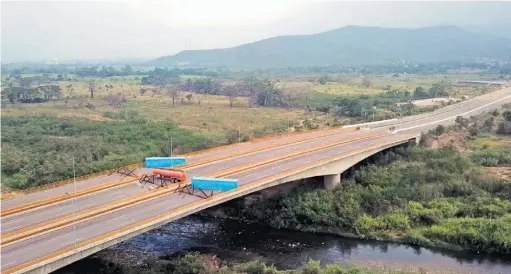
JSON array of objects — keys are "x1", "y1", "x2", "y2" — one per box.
[
  {"x1": 170, "y1": 137, "x2": 173, "y2": 167},
  {"x1": 72, "y1": 157, "x2": 77, "y2": 251}
]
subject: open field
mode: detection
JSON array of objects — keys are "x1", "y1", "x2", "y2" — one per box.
[
  {"x1": 2, "y1": 73, "x2": 503, "y2": 139},
  {"x1": 1, "y1": 94, "x2": 312, "y2": 139},
  {"x1": 278, "y1": 73, "x2": 502, "y2": 97}
]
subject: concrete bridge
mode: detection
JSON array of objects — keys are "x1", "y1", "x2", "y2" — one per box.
[{"x1": 1, "y1": 87, "x2": 510, "y2": 274}]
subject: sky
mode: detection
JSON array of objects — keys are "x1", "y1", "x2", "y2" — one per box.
[{"x1": 1, "y1": 0, "x2": 511, "y2": 63}]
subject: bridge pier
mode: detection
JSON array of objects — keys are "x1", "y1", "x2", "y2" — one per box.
[{"x1": 324, "y1": 174, "x2": 340, "y2": 189}]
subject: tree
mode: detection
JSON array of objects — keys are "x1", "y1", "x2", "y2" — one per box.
[
  {"x1": 65, "y1": 84, "x2": 75, "y2": 98},
  {"x1": 185, "y1": 94, "x2": 193, "y2": 104},
  {"x1": 167, "y1": 85, "x2": 181, "y2": 107},
  {"x1": 483, "y1": 117, "x2": 494, "y2": 132},
  {"x1": 318, "y1": 75, "x2": 329, "y2": 85},
  {"x1": 503, "y1": 111, "x2": 511, "y2": 122},
  {"x1": 2, "y1": 87, "x2": 18, "y2": 104},
  {"x1": 434, "y1": 125, "x2": 445, "y2": 136},
  {"x1": 361, "y1": 77, "x2": 372, "y2": 88},
  {"x1": 224, "y1": 84, "x2": 240, "y2": 108},
  {"x1": 455, "y1": 116, "x2": 469, "y2": 129},
  {"x1": 413, "y1": 86, "x2": 428, "y2": 99},
  {"x1": 87, "y1": 80, "x2": 98, "y2": 98},
  {"x1": 429, "y1": 81, "x2": 452, "y2": 97},
  {"x1": 121, "y1": 65, "x2": 133, "y2": 76},
  {"x1": 106, "y1": 93, "x2": 127, "y2": 108},
  {"x1": 497, "y1": 122, "x2": 511, "y2": 135},
  {"x1": 39, "y1": 85, "x2": 62, "y2": 100}
]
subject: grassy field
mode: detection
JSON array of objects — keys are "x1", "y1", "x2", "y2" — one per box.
[
  {"x1": 1, "y1": 90, "x2": 312, "y2": 139},
  {"x1": 2, "y1": 73, "x2": 502, "y2": 139},
  {"x1": 278, "y1": 73, "x2": 500, "y2": 97}
]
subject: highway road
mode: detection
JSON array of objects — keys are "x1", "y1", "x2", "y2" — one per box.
[
  {"x1": 0, "y1": 133, "x2": 409, "y2": 269},
  {"x1": 0, "y1": 129, "x2": 382, "y2": 234},
  {"x1": 376, "y1": 87, "x2": 511, "y2": 133},
  {"x1": 1, "y1": 87, "x2": 510, "y2": 273},
  {"x1": 1, "y1": 126, "x2": 355, "y2": 211}
]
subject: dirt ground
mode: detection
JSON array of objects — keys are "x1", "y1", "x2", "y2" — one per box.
[{"x1": 428, "y1": 131, "x2": 468, "y2": 151}]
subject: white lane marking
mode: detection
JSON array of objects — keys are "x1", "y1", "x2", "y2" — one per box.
[
  {"x1": 396, "y1": 93, "x2": 511, "y2": 132},
  {"x1": 57, "y1": 204, "x2": 74, "y2": 211},
  {"x1": 3, "y1": 225, "x2": 21, "y2": 232},
  {"x1": 119, "y1": 221, "x2": 132, "y2": 227},
  {"x1": 61, "y1": 238, "x2": 82, "y2": 246},
  {"x1": 2, "y1": 261, "x2": 17, "y2": 268}
]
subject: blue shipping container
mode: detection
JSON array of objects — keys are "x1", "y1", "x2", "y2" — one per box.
[
  {"x1": 191, "y1": 177, "x2": 239, "y2": 191},
  {"x1": 145, "y1": 157, "x2": 186, "y2": 168}
]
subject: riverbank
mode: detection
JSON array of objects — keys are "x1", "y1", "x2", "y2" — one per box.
[
  {"x1": 216, "y1": 142, "x2": 510, "y2": 255},
  {"x1": 55, "y1": 216, "x2": 511, "y2": 274}
]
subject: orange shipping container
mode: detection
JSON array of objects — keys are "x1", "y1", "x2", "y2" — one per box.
[{"x1": 152, "y1": 169, "x2": 187, "y2": 181}]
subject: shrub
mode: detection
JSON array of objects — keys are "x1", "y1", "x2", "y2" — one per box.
[
  {"x1": 497, "y1": 122, "x2": 511, "y2": 135},
  {"x1": 471, "y1": 149, "x2": 511, "y2": 166},
  {"x1": 382, "y1": 213, "x2": 410, "y2": 231},
  {"x1": 425, "y1": 217, "x2": 511, "y2": 253},
  {"x1": 1, "y1": 116, "x2": 214, "y2": 189},
  {"x1": 354, "y1": 214, "x2": 384, "y2": 234},
  {"x1": 164, "y1": 253, "x2": 210, "y2": 274},
  {"x1": 434, "y1": 125, "x2": 445, "y2": 136}
]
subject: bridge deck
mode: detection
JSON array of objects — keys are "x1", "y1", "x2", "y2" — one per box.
[{"x1": 1, "y1": 134, "x2": 410, "y2": 270}]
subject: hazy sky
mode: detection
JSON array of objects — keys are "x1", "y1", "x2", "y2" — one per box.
[{"x1": 2, "y1": 1, "x2": 511, "y2": 63}]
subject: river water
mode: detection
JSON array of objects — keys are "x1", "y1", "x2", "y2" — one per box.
[{"x1": 57, "y1": 216, "x2": 511, "y2": 274}]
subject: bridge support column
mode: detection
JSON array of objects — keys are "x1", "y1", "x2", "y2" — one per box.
[{"x1": 324, "y1": 174, "x2": 340, "y2": 190}]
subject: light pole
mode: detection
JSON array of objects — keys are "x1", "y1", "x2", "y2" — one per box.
[
  {"x1": 72, "y1": 157, "x2": 77, "y2": 251},
  {"x1": 170, "y1": 137, "x2": 174, "y2": 167}
]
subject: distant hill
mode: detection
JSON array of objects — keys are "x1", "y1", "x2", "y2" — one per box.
[
  {"x1": 463, "y1": 24, "x2": 511, "y2": 40},
  {"x1": 150, "y1": 26, "x2": 511, "y2": 68}
]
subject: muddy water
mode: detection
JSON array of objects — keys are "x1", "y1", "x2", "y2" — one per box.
[{"x1": 57, "y1": 216, "x2": 511, "y2": 274}]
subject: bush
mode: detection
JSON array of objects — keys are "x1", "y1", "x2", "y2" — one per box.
[
  {"x1": 497, "y1": 122, "x2": 511, "y2": 135},
  {"x1": 434, "y1": 125, "x2": 445, "y2": 136},
  {"x1": 1, "y1": 116, "x2": 214, "y2": 189},
  {"x1": 354, "y1": 214, "x2": 384, "y2": 234},
  {"x1": 382, "y1": 213, "x2": 410, "y2": 231},
  {"x1": 425, "y1": 217, "x2": 511, "y2": 253},
  {"x1": 471, "y1": 149, "x2": 511, "y2": 166},
  {"x1": 164, "y1": 253, "x2": 210, "y2": 274}
]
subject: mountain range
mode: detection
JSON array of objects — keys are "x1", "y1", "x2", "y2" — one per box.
[{"x1": 150, "y1": 25, "x2": 511, "y2": 68}]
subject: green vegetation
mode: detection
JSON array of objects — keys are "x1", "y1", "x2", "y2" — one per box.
[
  {"x1": 81, "y1": 253, "x2": 417, "y2": 274},
  {"x1": 1, "y1": 116, "x2": 214, "y2": 190},
  {"x1": 471, "y1": 148, "x2": 511, "y2": 166},
  {"x1": 229, "y1": 146, "x2": 511, "y2": 254},
  {"x1": 150, "y1": 26, "x2": 511, "y2": 68}
]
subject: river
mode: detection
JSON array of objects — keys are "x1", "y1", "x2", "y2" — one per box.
[{"x1": 56, "y1": 216, "x2": 511, "y2": 274}]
